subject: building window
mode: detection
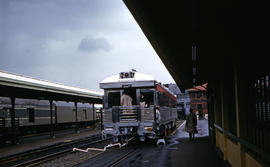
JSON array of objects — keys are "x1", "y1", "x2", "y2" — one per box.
[
  {"x1": 202, "y1": 92, "x2": 206, "y2": 97},
  {"x1": 191, "y1": 93, "x2": 195, "y2": 98},
  {"x1": 28, "y1": 108, "x2": 35, "y2": 123},
  {"x1": 197, "y1": 92, "x2": 202, "y2": 98}
]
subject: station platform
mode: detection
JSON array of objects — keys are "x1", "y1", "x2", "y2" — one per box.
[
  {"x1": 168, "y1": 119, "x2": 229, "y2": 167},
  {"x1": 0, "y1": 127, "x2": 101, "y2": 159}
]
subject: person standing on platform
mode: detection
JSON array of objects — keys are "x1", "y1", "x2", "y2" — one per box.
[
  {"x1": 120, "y1": 89, "x2": 133, "y2": 107},
  {"x1": 185, "y1": 108, "x2": 198, "y2": 141}
]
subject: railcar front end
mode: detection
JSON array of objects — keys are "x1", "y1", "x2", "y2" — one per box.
[{"x1": 100, "y1": 70, "x2": 178, "y2": 143}]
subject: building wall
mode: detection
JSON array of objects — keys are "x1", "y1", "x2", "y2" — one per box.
[
  {"x1": 189, "y1": 90, "x2": 208, "y2": 116},
  {"x1": 165, "y1": 83, "x2": 190, "y2": 118}
]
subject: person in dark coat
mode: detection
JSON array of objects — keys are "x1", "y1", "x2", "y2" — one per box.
[{"x1": 185, "y1": 108, "x2": 198, "y2": 141}]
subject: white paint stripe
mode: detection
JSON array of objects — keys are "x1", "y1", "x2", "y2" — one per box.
[
  {"x1": 170, "y1": 120, "x2": 186, "y2": 136},
  {"x1": 178, "y1": 120, "x2": 186, "y2": 129}
]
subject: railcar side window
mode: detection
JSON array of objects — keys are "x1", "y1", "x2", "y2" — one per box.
[
  {"x1": 158, "y1": 92, "x2": 177, "y2": 107},
  {"x1": 158, "y1": 92, "x2": 168, "y2": 107},
  {"x1": 2, "y1": 108, "x2": 11, "y2": 118},
  {"x1": 108, "y1": 92, "x2": 120, "y2": 108},
  {"x1": 28, "y1": 108, "x2": 35, "y2": 123}
]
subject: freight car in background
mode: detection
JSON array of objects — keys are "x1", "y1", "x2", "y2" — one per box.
[
  {"x1": 0, "y1": 97, "x2": 99, "y2": 142},
  {"x1": 100, "y1": 70, "x2": 178, "y2": 143}
]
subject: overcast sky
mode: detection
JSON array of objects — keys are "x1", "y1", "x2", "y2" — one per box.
[{"x1": 0, "y1": 0, "x2": 175, "y2": 92}]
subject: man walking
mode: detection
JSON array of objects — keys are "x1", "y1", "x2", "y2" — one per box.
[{"x1": 185, "y1": 108, "x2": 198, "y2": 141}]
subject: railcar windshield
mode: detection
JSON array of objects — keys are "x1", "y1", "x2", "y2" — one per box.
[
  {"x1": 106, "y1": 88, "x2": 138, "y2": 108},
  {"x1": 108, "y1": 91, "x2": 120, "y2": 108},
  {"x1": 140, "y1": 89, "x2": 154, "y2": 107},
  {"x1": 125, "y1": 88, "x2": 137, "y2": 105}
]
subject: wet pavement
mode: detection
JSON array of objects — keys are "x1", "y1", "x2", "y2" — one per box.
[
  {"x1": 75, "y1": 119, "x2": 226, "y2": 167},
  {"x1": 167, "y1": 119, "x2": 226, "y2": 167}
]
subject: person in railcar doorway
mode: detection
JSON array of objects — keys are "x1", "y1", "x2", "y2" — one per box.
[
  {"x1": 185, "y1": 108, "x2": 198, "y2": 141},
  {"x1": 139, "y1": 92, "x2": 146, "y2": 108},
  {"x1": 121, "y1": 89, "x2": 133, "y2": 107}
]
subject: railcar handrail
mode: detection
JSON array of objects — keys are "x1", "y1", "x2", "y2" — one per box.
[
  {"x1": 213, "y1": 123, "x2": 270, "y2": 163},
  {"x1": 112, "y1": 106, "x2": 140, "y2": 122},
  {"x1": 0, "y1": 117, "x2": 5, "y2": 129}
]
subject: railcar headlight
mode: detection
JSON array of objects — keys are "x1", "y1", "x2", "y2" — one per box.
[{"x1": 144, "y1": 126, "x2": 152, "y2": 132}]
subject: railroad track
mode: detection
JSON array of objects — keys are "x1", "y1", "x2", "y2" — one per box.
[
  {"x1": 73, "y1": 146, "x2": 139, "y2": 167},
  {"x1": 0, "y1": 134, "x2": 112, "y2": 167},
  {"x1": 73, "y1": 137, "x2": 140, "y2": 167},
  {"x1": 108, "y1": 147, "x2": 138, "y2": 167},
  {"x1": 4, "y1": 120, "x2": 185, "y2": 167},
  {"x1": 73, "y1": 121, "x2": 185, "y2": 167}
]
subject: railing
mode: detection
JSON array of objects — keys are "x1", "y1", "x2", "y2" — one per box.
[
  {"x1": 0, "y1": 117, "x2": 5, "y2": 129},
  {"x1": 141, "y1": 107, "x2": 154, "y2": 121},
  {"x1": 213, "y1": 124, "x2": 270, "y2": 166},
  {"x1": 111, "y1": 106, "x2": 140, "y2": 123},
  {"x1": 119, "y1": 106, "x2": 139, "y2": 122}
]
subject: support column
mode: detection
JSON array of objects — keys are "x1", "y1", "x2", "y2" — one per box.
[
  {"x1": 207, "y1": 85, "x2": 216, "y2": 144},
  {"x1": 10, "y1": 97, "x2": 17, "y2": 144},
  {"x1": 234, "y1": 67, "x2": 253, "y2": 167},
  {"x1": 92, "y1": 103, "x2": 95, "y2": 130},
  {"x1": 49, "y1": 99, "x2": 55, "y2": 138},
  {"x1": 220, "y1": 82, "x2": 228, "y2": 161},
  {"x1": 54, "y1": 105, "x2": 58, "y2": 128},
  {"x1": 100, "y1": 107, "x2": 103, "y2": 130},
  {"x1": 74, "y1": 101, "x2": 79, "y2": 133},
  {"x1": 234, "y1": 68, "x2": 245, "y2": 167}
]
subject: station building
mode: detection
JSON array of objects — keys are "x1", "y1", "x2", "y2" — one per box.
[{"x1": 189, "y1": 83, "x2": 208, "y2": 118}]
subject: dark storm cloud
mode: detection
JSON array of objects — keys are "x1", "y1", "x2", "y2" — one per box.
[{"x1": 78, "y1": 36, "x2": 112, "y2": 52}]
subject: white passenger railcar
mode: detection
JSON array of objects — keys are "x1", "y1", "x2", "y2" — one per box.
[
  {"x1": 0, "y1": 98, "x2": 96, "y2": 136},
  {"x1": 100, "y1": 70, "x2": 178, "y2": 142}
]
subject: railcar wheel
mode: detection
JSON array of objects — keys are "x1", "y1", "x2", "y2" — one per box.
[
  {"x1": 113, "y1": 136, "x2": 119, "y2": 143},
  {"x1": 139, "y1": 136, "x2": 145, "y2": 142}
]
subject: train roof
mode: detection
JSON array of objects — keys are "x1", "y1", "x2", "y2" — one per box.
[
  {"x1": 0, "y1": 97, "x2": 99, "y2": 108},
  {"x1": 0, "y1": 97, "x2": 50, "y2": 106},
  {"x1": 100, "y1": 70, "x2": 157, "y2": 89},
  {"x1": 53, "y1": 101, "x2": 92, "y2": 107},
  {"x1": 0, "y1": 70, "x2": 103, "y2": 101}
]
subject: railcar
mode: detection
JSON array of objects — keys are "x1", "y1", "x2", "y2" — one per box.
[
  {"x1": 0, "y1": 97, "x2": 97, "y2": 140},
  {"x1": 100, "y1": 70, "x2": 178, "y2": 142}
]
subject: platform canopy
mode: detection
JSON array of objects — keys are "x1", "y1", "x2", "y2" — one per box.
[
  {"x1": 0, "y1": 70, "x2": 103, "y2": 104},
  {"x1": 123, "y1": 0, "x2": 270, "y2": 90}
]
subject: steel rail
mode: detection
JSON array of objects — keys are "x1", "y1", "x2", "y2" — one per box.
[
  {"x1": 0, "y1": 134, "x2": 111, "y2": 167},
  {"x1": 14, "y1": 137, "x2": 112, "y2": 167},
  {"x1": 108, "y1": 148, "x2": 138, "y2": 167}
]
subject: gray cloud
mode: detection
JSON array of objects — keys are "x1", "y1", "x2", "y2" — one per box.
[
  {"x1": 0, "y1": 0, "x2": 175, "y2": 91},
  {"x1": 78, "y1": 36, "x2": 112, "y2": 53}
]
